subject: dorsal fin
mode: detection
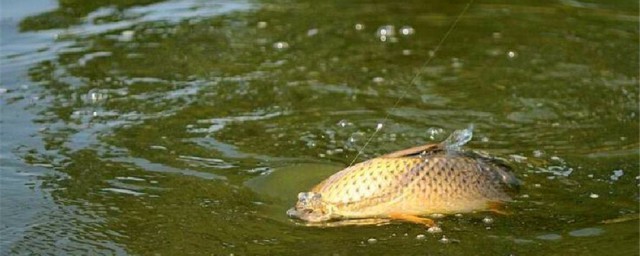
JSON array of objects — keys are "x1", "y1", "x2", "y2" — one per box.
[
  {"x1": 381, "y1": 143, "x2": 442, "y2": 158},
  {"x1": 382, "y1": 126, "x2": 474, "y2": 158}
]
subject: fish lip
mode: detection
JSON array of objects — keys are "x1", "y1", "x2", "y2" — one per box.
[
  {"x1": 286, "y1": 207, "x2": 300, "y2": 218},
  {"x1": 287, "y1": 207, "x2": 311, "y2": 221},
  {"x1": 286, "y1": 207, "x2": 330, "y2": 222}
]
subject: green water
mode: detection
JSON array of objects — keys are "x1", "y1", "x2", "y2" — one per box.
[{"x1": 1, "y1": 0, "x2": 638, "y2": 255}]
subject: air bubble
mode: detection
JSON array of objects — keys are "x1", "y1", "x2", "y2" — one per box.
[
  {"x1": 402, "y1": 49, "x2": 412, "y2": 56},
  {"x1": 367, "y1": 238, "x2": 377, "y2": 244},
  {"x1": 273, "y1": 41, "x2": 289, "y2": 50},
  {"x1": 507, "y1": 51, "x2": 517, "y2": 59},
  {"x1": 257, "y1": 21, "x2": 268, "y2": 29},
  {"x1": 84, "y1": 90, "x2": 108, "y2": 104},
  {"x1": 439, "y1": 235, "x2": 450, "y2": 244},
  {"x1": 375, "y1": 123, "x2": 384, "y2": 131},
  {"x1": 482, "y1": 216, "x2": 494, "y2": 224},
  {"x1": 430, "y1": 213, "x2": 445, "y2": 218},
  {"x1": 427, "y1": 226, "x2": 442, "y2": 233},
  {"x1": 376, "y1": 25, "x2": 395, "y2": 37},
  {"x1": 355, "y1": 23, "x2": 365, "y2": 30},
  {"x1": 372, "y1": 77, "x2": 385, "y2": 83},
  {"x1": 399, "y1": 26, "x2": 415, "y2": 36},
  {"x1": 426, "y1": 127, "x2": 444, "y2": 140},
  {"x1": 589, "y1": 193, "x2": 599, "y2": 198},
  {"x1": 376, "y1": 25, "x2": 395, "y2": 42},
  {"x1": 337, "y1": 119, "x2": 350, "y2": 127},
  {"x1": 416, "y1": 234, "x2": 426, "y2": 240},
  {"x1": 610, "y1": 169, "x2": 624, "y2": 181}
]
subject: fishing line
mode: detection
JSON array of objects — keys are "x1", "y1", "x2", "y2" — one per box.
[{"x1": 349, "y1": 0, "x2": 475, "y2": 166}]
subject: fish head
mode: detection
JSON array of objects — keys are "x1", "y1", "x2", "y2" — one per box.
[{"x1": 287, "y1": 192, "x2": 334, "y2": 222}]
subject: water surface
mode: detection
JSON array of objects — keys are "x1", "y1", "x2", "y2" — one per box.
[{"x1": 1, "y1": 0, "x2": 638, "y2": 255}]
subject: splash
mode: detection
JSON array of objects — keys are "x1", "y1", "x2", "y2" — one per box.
[{"x1": 442, "y1": 124, "x2": 474, "y2": 152}]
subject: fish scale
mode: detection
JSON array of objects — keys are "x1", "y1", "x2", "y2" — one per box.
[
  {"x1": 287, "y1": 125, "x2": 520, "y2": 225},
  {"x1": 318, "y1": 153, "x2": 510, "y2": 216},
  {"x1": 287, "y1": 141, "x2": 519, "y2": 224}
]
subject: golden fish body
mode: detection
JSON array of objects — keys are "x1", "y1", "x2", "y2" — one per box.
[{"x1": 287, "y1": 136, "x2": 519, "y2": 224}]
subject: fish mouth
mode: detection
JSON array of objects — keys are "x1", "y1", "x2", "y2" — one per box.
[
  {"x1": 286, "y1": 207, "x2": 331, "y2": 222},
  {"x1": 286, "y1": 207, "x2": 301, "y2": 219},
  {"x1": 286, "y1": 207, "x2": 315, "y2": 221}
]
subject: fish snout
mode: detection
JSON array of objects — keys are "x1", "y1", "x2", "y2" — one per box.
[{"x1": 287, "y1": 192, "x2": 332, "y2": 222}]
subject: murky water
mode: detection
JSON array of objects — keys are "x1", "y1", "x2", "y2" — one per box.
[{"x1": 1, "y1": 0, "x2": 638, "y2": 255}]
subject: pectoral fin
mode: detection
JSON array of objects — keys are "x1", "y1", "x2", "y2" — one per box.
[
  {"x1": 388, "y1": 213, "x2": 437, "y2": 227},
  {"x1": 486, "y1": 201, "x2": 510, "y2": 215}
]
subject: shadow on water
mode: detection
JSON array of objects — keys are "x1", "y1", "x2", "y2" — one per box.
[{"x1": 1, "y1": 0, "x2": 638, "y2": 255}]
